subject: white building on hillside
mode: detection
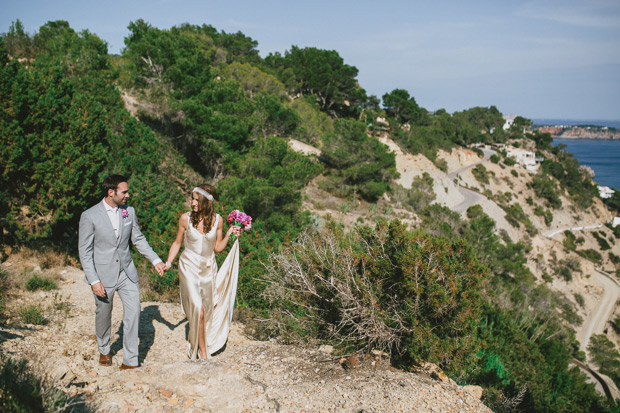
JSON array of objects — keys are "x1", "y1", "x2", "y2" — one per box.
[
  {"x1": 598, "y1": 186, "x2": 614, "y2": 199},
  {"x1": 503, "y1": 114, "x2": 518, "y2": 130},
  {"x1": 506, "y1": 147, "x2": 539, "y2": 171}
]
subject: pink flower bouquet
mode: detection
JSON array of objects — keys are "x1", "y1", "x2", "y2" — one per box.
[{"x1": 227, "y1": 210, "x2": 252, "y2": 234}]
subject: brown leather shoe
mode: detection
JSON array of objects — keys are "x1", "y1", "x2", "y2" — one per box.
[
  {"x1": 99, "y1": 353, "x2": 112, "y2": 366},
  {"x1": 120, "y1": 363, "x2": 138, "y2": 370}
]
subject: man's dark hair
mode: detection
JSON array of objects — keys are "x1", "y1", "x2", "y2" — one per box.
[{"x1": 102, "y1": 174, "x2": 128, "y2": 197}]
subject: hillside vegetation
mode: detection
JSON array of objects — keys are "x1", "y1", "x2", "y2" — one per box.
[{"x1": 1, "y1": 19, "x2": 620, "y2": 412}]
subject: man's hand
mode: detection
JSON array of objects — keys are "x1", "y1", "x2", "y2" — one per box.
[
  {"x1": 92, "y1": 282, "x2": 106, "y2": 298},
  {"x1": 154, "y1": 262, "x2": 166, "y2": 277}
]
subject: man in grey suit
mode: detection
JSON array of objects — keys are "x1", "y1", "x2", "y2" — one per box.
[{"x1": 79, "y1": 175, "x2": 166, "y2": 370}]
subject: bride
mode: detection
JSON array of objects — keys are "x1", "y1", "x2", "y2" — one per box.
[{"x1": 164, "y1": 184, "x2": 240, "y2": 360}]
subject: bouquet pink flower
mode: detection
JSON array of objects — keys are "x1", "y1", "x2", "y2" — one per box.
[{"x1": 227, "y1": 210, "x2": 252, "y2": 233}]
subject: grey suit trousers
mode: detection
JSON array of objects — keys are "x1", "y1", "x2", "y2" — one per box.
[{"x1": 94, "y1": 270, "x2": 140, "y2": 366}]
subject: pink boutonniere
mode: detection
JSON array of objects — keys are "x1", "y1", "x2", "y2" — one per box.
[{"x1": 121, "y1": 207, "x2": 129, "y2": 219}]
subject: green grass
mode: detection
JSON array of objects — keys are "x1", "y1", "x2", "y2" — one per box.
[
  {"x1": 20, "y1": 305, "x2": 47, "y2": 325},
  {"x1": 24, "y1": 274, "x2": 57, "y2": 292}
]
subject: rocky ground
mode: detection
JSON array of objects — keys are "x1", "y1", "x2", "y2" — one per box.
[{"x1": 0, "y1": 260, "x2": 490, "y2": 412}]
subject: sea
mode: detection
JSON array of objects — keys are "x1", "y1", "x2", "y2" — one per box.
[{"x1": 531, "y1": 119, "x2": 620, "y2": 190}]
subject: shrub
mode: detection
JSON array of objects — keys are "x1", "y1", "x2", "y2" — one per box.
[
  {"x1": 563, "y1": 231, "x2": 577, "y2": 251},
  {"x1": 533, "y1": 205, "x2": 553, "y2": 226},
  {"x1": 263, "y1": 219, "x2": 487, "y2": 376},
  {"x1": 20, "y1": 305, "x2": 47, "y2": 325},
  {"x1": 504, "y1": 156, "x2": 516, "y2": 166},
  {"x1": 588, "y1": 334, "x2": 620, "y2": 388},
  {"x1": 24, "y1": 274, "x2": 57, "y2": 292},
  {"x1": 490, "y1": 154, "x2": 500, "y2": 163},
  {"x1": 593, "y1": 231, "x2": 611, "y2": 251},
  {"x1": 577, "y1": 249, "x2": 602, "y2": 264},
  {"x1": 0, "y1": 354, "x2": 85, "y2": 412},
  {"x1": 472, "y1": 164, "x2": 490, "y2": 185},
  {"x1": 501, "y1": 203, "x2": 537, "y2": 235},
  {"x1": 574, "y1": 294, "x2": 585, "y2": 307}
]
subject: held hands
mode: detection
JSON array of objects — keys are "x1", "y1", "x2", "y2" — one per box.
[{"x1": 154, "y1": 262, "x2": 166, "y2": 277}]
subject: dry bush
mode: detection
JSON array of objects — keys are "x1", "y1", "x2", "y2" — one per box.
[
  {"x1": 262, "y1": 219, "x2": 487, "y2": 374},
  {"x1": 262, "y1": 226, "x2": 410, "y2": 353}
]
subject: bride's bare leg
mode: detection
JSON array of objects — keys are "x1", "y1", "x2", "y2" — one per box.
[{"x1": 198, "y1": 306, "x2": 207, "y2": 359}]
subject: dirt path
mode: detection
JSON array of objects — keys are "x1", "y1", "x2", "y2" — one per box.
[{"x1": 0, "y1": 263, "x2": 490, "y2": 412}]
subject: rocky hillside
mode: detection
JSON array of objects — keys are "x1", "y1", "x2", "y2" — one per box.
[{"x1": 297, "y1": 133, "x2": 620, "y2": 399}]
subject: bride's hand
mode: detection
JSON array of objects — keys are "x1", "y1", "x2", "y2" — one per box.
[{"x1": 228, "y1": 226, "x2": 242, "y2": 238}]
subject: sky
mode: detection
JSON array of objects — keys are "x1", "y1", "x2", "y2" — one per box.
[{"x1": 2, "y1": 0, "x2": 620, "y2": 121}]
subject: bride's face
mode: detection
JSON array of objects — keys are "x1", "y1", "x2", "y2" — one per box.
[{"x1": 191, "y1": 193, "x2": 200, "y2": 212}]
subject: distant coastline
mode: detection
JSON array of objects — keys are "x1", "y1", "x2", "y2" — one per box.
[{"x1": 531, "y1": 119, "x2": 620, "y2": 140}]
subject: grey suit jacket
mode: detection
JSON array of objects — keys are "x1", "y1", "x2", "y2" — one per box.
[{"x1": 78, "y1": 200, "x2": 160, "y2": 287}]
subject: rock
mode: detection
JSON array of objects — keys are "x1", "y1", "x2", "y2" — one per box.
[
  {"x1": 340, "y1": 355, "x2": 359, "y2": 370},
  {"x1": 50, "y1": 361, "x2": 76, "y2": 386},
  {"x1": 318, "y1": 345, "x2": 333, "y2": 354},
  {"x1": 463, "y1": 385, "x2": 484, "y2": 400}
]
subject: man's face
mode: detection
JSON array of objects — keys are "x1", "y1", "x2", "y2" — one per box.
[{"x1": 109, "y1": 182, "x2": 129, "y2": 207}]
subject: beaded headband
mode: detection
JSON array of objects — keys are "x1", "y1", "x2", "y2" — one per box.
[{"x1": 192, "y1": 187, "x2": 214, "y2": 201}]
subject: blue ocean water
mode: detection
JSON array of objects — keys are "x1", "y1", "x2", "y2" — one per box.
[{"x1": 552, "y1": 138, "x2": 620, "y2": 190}]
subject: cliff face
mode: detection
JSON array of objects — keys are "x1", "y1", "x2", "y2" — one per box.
[{"x1": 535, "y1": 125, "x2": 620, "y2": 139}]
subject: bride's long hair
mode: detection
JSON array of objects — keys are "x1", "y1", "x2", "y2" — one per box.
[{"x1": 190, "y1": 183, "x2": 218, "y2": 231}]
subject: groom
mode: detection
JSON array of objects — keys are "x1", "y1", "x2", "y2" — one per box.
[{"x1": 78, "y1": 174, "x2": 166, "y2": 370}]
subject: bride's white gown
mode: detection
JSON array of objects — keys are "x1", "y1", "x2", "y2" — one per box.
[{"x1": 178, "y1": 213, "x2": 239, "y2": 359}]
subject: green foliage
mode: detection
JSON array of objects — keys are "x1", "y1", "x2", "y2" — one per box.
[
  {"x1": 220, "y1": 136, "x2": 322, "y2": 233},
  {"x1": 1, "y1": 19, "x2": 34, "y2": 58},
  {"x1": 503, "y1": 156, "x2": 516, "y2": 166},
  {"x1": 475, "y1": 304, "x2": 610, "y2": 412},
  {"x1": 320, "y1": 119, "x2": 397, "y2": 201},
  {"x1": 592, "y1": 231, "x2": 611, "y2": 251},
  {"x1": 490, "y1": 154, "x2": 500, "y2": 163},
  {"x1": 531, "y1": 174, "x2": 562, "y2": 209},
  {"x1": 611, "y1": 317, "x2": 620, "y2": 334},
  {"x1": 24, "y1": 274, "x2": 57, "y2": 291},
  {"x1": 577, "y1": 249, "x2": 602, "y2": 264},
  {"x1": 391, "y1": 106, "x2": 505, "y2": 161},
  {"x1": 20, "y1": 305, "x2": 47, "y2": 325},
  {"x1": 500, "y1": 203, "x2": 537, "y2": 235},
  {"x1": 264, "y1": 46, "x2": 367, "y2": 118},
  {"x1": 472, "y1": 164, "x2": 490, "y2": 185},
  {"x1": 588, "y1": 334, "x2": 620, "y2": 389},
  {"x1": 563, "y1": 231, "x2": 577, "y2": 251},
  {"x1": 528, "y1": 130, "x2": 553, "y2": 151},
  {"x1": 389, "y1": 173, "x2": 436, "y2": 211},
  {"x1": 0, "y1": 29, "x2": 114, "y2": 242},
  {"x1": 289, "y1": 97, "x2": 334, "y2": 146},
  {"x1": 382, "y1": 88, "x2": 426, "y2": 125},
  {"x1": 534, "y1": 205, "x2": 553, "y2": 226},
  {"x1": 574, "y1": 294, "x2": 585, "y2": 307},
  {"x1": 542, "y1": 148, "x2": 598, "y2": 209}
]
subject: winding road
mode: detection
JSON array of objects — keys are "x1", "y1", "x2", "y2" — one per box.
[{"x1": 447, "y1": 147, "x2": 495, "y2": 214}]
